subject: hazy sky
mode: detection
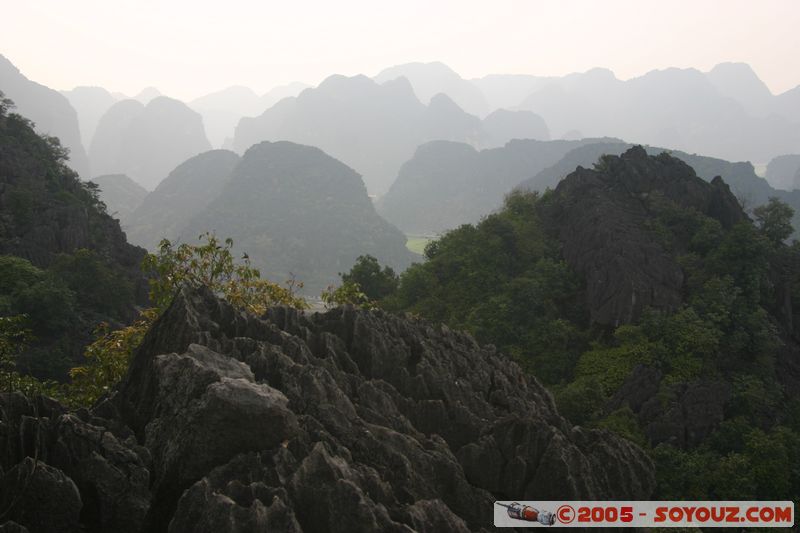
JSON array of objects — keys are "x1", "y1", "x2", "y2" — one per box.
[{"x1": 3, "y1": 0, "x2": 799, "y2": 101}]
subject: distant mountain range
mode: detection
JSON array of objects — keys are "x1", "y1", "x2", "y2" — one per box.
[
  {"x1": 233, "y1": 74, "x2": 549, "y2": 194},
  {"x1": 113, "y1": 141, "x2": 412, "y2": 293},
  {"x1": 512, "y1": 65, "x2": 800, "y2": 165},
  {"x1": 379, "y1": 135, "x2": 800, "y2": 237},
  {"x1": 375, "y1": 61, "x2": 490, "y2": 117},
  {"x1": 189, "y1": 82, "x2": 308, "y2": 148},
  {"x1": 4, "y1": 54, "x2": 800, "y2": 193},
  {"x1": 379, "y1": 137, "x2": 618, "y2": 234},
  {"x1": 89, "y1": 96, "x2": 211, "y2": 190},
  {"x1": 175, "y1": 141, "x2": 414, "y2": 292}
]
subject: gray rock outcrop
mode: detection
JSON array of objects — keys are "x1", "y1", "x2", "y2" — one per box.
[
  {"x1": 1, "y1": 285, "x2": 655, "y2": 531},
  {"x1": 541, "y1": 146, "x2": 746, "y2": 326}
]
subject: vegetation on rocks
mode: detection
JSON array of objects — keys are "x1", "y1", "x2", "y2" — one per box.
[{"x1": 340, "y1": 149, "x2": 800, "y2": 501}]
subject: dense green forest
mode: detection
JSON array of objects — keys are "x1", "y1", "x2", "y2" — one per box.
[
  {"x1": 0, "y1": 93, "x2": 147, "y2": 381},
  {"x1": 344, "y1": 151, "x2": 800, "y2": 501}
]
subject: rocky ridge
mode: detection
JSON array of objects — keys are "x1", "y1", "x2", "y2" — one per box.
[
  {"x1": 541, "y1": 146, "x2": 746, "y2": 326},
  {"x1": 0, "y1": 286, "x2": 655, "y2": 532}
]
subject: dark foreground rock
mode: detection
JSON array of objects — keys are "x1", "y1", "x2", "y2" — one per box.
[{"x1": 1, "y1": 287, "x2": 655, "y2": 532}]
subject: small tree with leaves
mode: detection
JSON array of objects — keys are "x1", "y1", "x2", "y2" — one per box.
[
  {"x1": 320, "y1": 281, "x2": 375, "y2": 309},
  {"x1": 340, "y1": 255, "x2": 398, "y2": 301},
  {"x1": 143, "y1": 233, "x2": 307, "y2": 313},
  {"x1": 67, "y1": 233, "x2": 306, "y2": 406},
  {"x1": 753, "y1": 197, "x2": 795, "y2": 244},
  {"x1": 0, "y1": 91, "x2": 14, "y2": 115}
]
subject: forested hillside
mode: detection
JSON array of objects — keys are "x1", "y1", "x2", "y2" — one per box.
[
  {"x1": 0, "y1": 94, "x2": 147, "y2": 379},
  {"x1": 365, "y1": 147, "x2": 800, "y2": 501}
]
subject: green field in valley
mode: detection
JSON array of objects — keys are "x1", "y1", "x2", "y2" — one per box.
[{"x1": 405, "y1": 235, "x2": 434, "y2": 255}]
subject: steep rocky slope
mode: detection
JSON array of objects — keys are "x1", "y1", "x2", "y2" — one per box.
[
  {"x1": 540, "y1": 146, "x2": 746, "y2": 326},
  {"x1": 0, "y1": 286, "x2": 655, "y2": 532}
]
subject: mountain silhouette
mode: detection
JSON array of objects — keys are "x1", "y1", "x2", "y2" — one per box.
[
  {"x1": 89, "y1": 96, "x2": 211, "y2": 189},
  {"x1": 190, "y1": 86, "x2": 264, "y2": 148},
  {"x1": 380, "y1": 137, "x2": 619, "y2": 234},
  {"x1": 183, "y1": 141, "x2": 414, "y2": 291},
  {"x1": 516, "y1": 66, "x2": 800, "y2": 164},
  {"x1": 766, "y1": 154, "x2": 800, "y2": 190},
  {"x1": 0, "y1": 54, "x2": 89, "y2": 177},
  {"x1": 234, "y1": 74, "x2": 549, "y2": 195},
  {"x1": 125, "y1": 149, "x2": 240, "y2": 250},
  {"x1": 61, "y1": 86, "x2": 118, "y2": 148},
  {"x1": 519, "y1": 140, "x2": 800, "y2": 237},
  {"x1": 375, "y1": 61, "x2": 490, "y2": 117}
]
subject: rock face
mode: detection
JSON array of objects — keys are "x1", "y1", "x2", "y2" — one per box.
[
  {"x1": 1, "y1": 285, "x2": 655, "y2": 532},
  {"x1": 124, "y1": 150, "x2": 240, "y2": 250},
  {"x1": 89, "y1": 96, "x2": 212, "y2": 190},
  {"x1": 608, "y1": 366, "x2": 731, "y2": 448},
  {"x1": 0, "y1": 394, "x2": 151, "y2": 533},
  {"x1": 0, "y1": 55, "x2": 89, "y2": 177},
  {"x1": 181, "y1": 141, "x2": 414, "y2": 292},
  {"x1": 541, "y1": 146, "x2": 746, "y2": 326},
  {"x1": 89, "y1": 174, "x2": 148, "y2": 224},
  {"x1": 379, "y1": 138, "x2": 620, "y2": 235}
]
